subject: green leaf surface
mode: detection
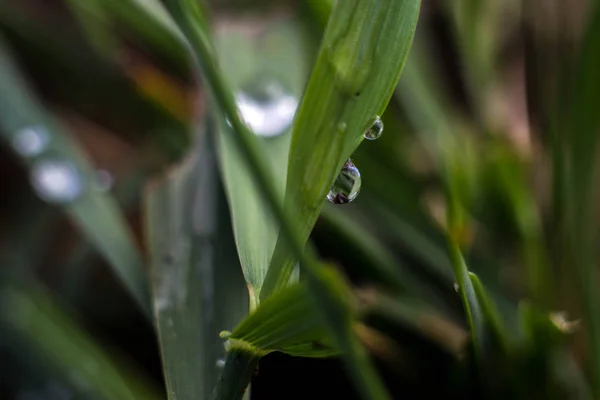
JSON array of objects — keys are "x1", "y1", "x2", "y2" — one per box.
[
  {"x1": 449, "y1": 242, "x2": 484, "y2": 357},
  {"x1": 214, "y1": 20, "x2": 309, "y2": 300},
  {"x1": 229, "y1": 282, "x2": 337, "y2": 358},
  {"x1": 145, "y1": 126, "x2": 248, "y2": 400},
  {"x1": 262, "y1": 0, "x2": 422, "y2": 298},
  {"x1": 167, "y1": 1, "x2": 409, "y2": 398},
  {"x1": 469, "y1": 272, "x2": 510, "y2": 352},
  {"x1": 0, "y1": 39, "x2": 151, "y2": 317}
]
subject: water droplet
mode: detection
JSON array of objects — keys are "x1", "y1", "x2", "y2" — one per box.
[
  {"x1": 216, "y1": 358, "x2": 226, "y2": 368},
  {"x1": 364, "y1": 116, "x2": 383, "y2": 140},
  {"x1": 453, "y1": 282, "x2": 459, "y2": 292},
  {"x1": 94, "y1": 169, "x2": 114, "y2": 192},
  {"x1": 235, "y1": 78, "x2": 298, "y2": 137},
  {"x1": 327, "y1": 159, "x2": 361, "y2": 204},
  {"x1": 12, "y1": 126, "x2": 50, "y2": 157},
  {"x1": 31, "y1": 159, "x2": 83, "y2": 204}
]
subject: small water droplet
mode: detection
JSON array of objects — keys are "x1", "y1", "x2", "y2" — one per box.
[
  {"x1": 31, "y1": 159, "x2": 83, "y2": 204},
  {"x1": 235, "y1": 78, "x2": 298, "y2": 137},
  {"x1": 216, "y1": 358, "x2": 226, "y2": 368},
  {"x1": 94, "y1": 169, "x2": 114, "y2": 192},
  {"x1": 12, "y1": 126, "x2": 50, "y2": 157},
  {"x1": 453, "y1": 282, "x2": 459, "y2": 292},
  {"x1": 327, "y1": 159, "x2": 361, "y2": 204},
  {"x1": 364, "y1": 116, "x2": 383, "y2": 140}
]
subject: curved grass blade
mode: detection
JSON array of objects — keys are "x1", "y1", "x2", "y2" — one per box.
[
  {"x1": 145, "y1": 124, "x2": 248, "y2": 400},
  {"x1": 468, "y1": 272, "x2": 510, "y2": 352},
  {"x1": 166, "y1": 1, "x2": 403, "y2": 398},
  {"x1": 448, "y1": 242, "x2": 484, "y2": 357},
  {"x1": 214, "y1": 20, "x2": 309, "y2": 303},
  {"x1": 262, "y1": 0, "x2": 422, "y2": 298},
  {"x1": 227, "y1": 282, "x2": 337, "y2": 358},
  {"x1": 0, "y1": 39, "x2": 151, "y2": 317},
  {"x1": 0, "y1": 278, "x2": 160, "y2": 400}
]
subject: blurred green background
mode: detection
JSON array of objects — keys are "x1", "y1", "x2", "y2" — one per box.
[{"x1": 1, "y1": 0, "x2": 599, "y2": 399}]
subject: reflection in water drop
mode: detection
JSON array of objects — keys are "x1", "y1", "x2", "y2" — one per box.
[
  {"x1": 327, "y1": 159, "x2": 361, "y2": 204},
  {"x1": 235, "y1": 79, "x2": 298, "y2": 137},
  {"x1": 364, "y1": 116, "x2": 383, "y2": 140},
  {"x1": 94, "y1": 169, "x2": 114, "y2": 192},
  {"x1": 216, "y1": 358, "x2": 226, "y2": 368},
  {"x1": 12, "y1": 126, "x2": 50, "y2": 157},
  {"x1": 31, "y1": 159, "x2": 83, "y2": 204}
]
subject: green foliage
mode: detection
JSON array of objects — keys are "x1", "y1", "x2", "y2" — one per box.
[{"x1": 1, "y1": 0, "x2": 600, "y2": 399}]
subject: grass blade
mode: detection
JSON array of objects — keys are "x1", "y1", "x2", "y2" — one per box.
[
  {"x1": 166, "y1": 1, "x2": 419, "y2": 397},
  {"x1": 468, "y1": 272, "x2": 510, "y2": 352},
  {"x1": 214, "y1": 19, "x2": 308, "y2": 302},
  {"x1": 0, "y1": 278, "x2": 160, "y2": 400},
  {"x1": 449, "y1": 242, "x2": 484, "y2": 357},
  {"x1": 228, "y1": 282, "x2": 337, "y2": 358},
  {"x1": 262, "y1": 0, "x2": 422, "y2": 297},
  {"x1": 145, "y1": 126, "x2": 248, "y2": 400},
  {"x1": 0, "y1": 39, "x2": 151, "y2": 317}
]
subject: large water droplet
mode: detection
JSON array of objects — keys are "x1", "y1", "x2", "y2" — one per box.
[
  {"x1": 364, "y1": 116, "x2": 383, "y2": 140},
  {"x1": 31, "y1": 159, "x2": 83, "y2": 204},
  {"x1": 235, "y1": 78, "x2": 298, "y2": 137},
  {"x1": 327, "y1": 159, "x2": 361, "y2": 204},
  {"x1": 12, "y1": 126, "x2": 50, "y2": 157}
]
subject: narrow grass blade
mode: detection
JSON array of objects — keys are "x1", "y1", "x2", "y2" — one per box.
[
  {"x1": 228, "y1": 282, "x2": 337, "y2": 358},
  {"x1": 0, "y1": 279, "x2": 160, "y2": 400},
  {"x1": 167, "y1": 2, "x2": 401, "y2": 398},
  {"x1": 214, "y1": 20, "x2": 308, "y2": 302},
  {"x1": 0, "y1": 39, "x2": 151, "y2": 317},
  {"x1": 468, "y1": 272, "x2": 510, "y2": 352},
  {"x1": 448, "y1": 242, "x2": 484, "y2": 357},
  {"x1": 145, "y1": 126, "x2": 248, "y2": 400},
  {"x1": 263, "y1": 0, "x2": 422, "y2": 299}
]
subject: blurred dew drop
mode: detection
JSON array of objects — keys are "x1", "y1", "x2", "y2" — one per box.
[
  {"x1": 216, "y1": 358, "x2": 226, "y2": 368},
  {"x1": 94, "y1": 169, "x2": 114, "y2": 192},
  {"x1": 235, "y1": 78, "x2": 298, "y2": 137},
  {"x1": 363, "y1": 116, "x2": 383, "y2": 140},
  {"x1": 11, "y1": 126, "x2": 50, "y2": 157},
  {"x1": 31, "y1": 159, "x2": 83, "y2": 204},
  {"x1": 327, "y1": 159, "x2": 361, "y2": 204}
]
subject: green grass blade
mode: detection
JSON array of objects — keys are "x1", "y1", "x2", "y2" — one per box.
[
  {"x1": 449, "y1": 242, "x2": 484, "y2": 357},
  {"x1": 167, "y1": 1, "x2": 401, "y2": 397},
  {"x1": 228, "y1": 282, "x2": 337, "y2": 358},
  {"x1": 468, "y1": 272, "x2": 510, "y2": 352},
  {"x1": 262, "y1": 0, "x2": 422, "y2": 298},
  {"x1": 145, "y1": 128, "x2": 248, "y2": 400},
  {"x1": 0, "y1": 279, "x2": 160, "y2": 400},
  {"x1": 214, "y1": 20, "x2": 308, "y2": 301},
  {"x1": 0, "y1": 39, "x2": 151, "y2": 317}
]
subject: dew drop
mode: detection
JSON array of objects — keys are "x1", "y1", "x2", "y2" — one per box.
[
  {"x1": 364, "y1": 116, "x2": 383, "y2": 140},
  {"x1": 235, "y1": 78, "x2": 298, "y2": 137},
  {"x1": 11, "y1": 126, "x2": 50, "y2": 157},
  {"x1": 453, "y1": 282, "x2": 459, "y2": 292},
  {"x1": 216, "y1": 358, "x2": 226, "y2": 368},
  {"x1": 94, "y1": 169, "x2": 114, "y2": 192},
  {"x1": 30, "y1": 159, "x2": 83, "y2": 204},
  {"x1": 327, "y1": 159, "x2": 361, "y2": 204}
]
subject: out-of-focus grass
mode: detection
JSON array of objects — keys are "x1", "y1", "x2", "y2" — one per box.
[{"x1": 0, "y1": 0, "x2": 599, "y2": 399}]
